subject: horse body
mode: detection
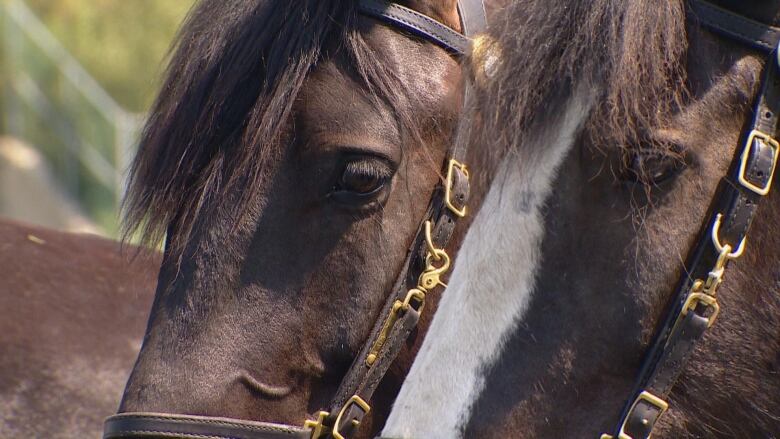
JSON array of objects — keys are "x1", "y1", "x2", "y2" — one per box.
[
  {"x1": 384, "y1": 0, "x2": 780, "y2": 437},
  {"x1": 0, "y1": 218, "x2": 159, "y2": 438}
]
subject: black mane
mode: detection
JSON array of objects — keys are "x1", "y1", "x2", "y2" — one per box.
[{"x1": 122, "y1": 0, "x2": 417, "y2": 253}]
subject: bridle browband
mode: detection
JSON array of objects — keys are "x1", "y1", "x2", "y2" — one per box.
[
  {"x1": 103, "y1": 1, "x2": 487, "y2": 439},
  {"x1": 602, "y1": 1, "x2": 780, "y2": 438}
]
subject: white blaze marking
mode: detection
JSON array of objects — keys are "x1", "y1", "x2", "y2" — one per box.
[{"x1": 381, "y1": 93, "x2": 592, "y2": 439}]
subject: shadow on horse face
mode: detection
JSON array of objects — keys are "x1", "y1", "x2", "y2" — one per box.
[{"x1": 118, "y1": 0, "x2": 470, "y2": 431}]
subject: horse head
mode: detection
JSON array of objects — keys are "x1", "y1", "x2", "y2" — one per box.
[{"x1": 112, "y1": 1, "x2": 493, "y2": 438}]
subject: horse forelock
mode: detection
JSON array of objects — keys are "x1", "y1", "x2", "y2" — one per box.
[{"x1": 122, "y1": 0, "x2": 421, "y2": 260}]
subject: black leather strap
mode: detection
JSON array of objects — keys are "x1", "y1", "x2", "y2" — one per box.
[
  {"x1": 605, "y1": 3, "x2": 780, "y2": 438},
  {"x1": 689, "y1": 0, "x2": 780, "y2": 52},
  {"x1": 358, "y1": 0, "x2": 474, "y2": 55},
  {"x1": 104, "y1": 413, "x2": 311, "y2": 439}
]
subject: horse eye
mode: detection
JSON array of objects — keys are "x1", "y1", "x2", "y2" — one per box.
[
  {"x1": 340, "y1": 161, "x2": 387, "y2": 194},
  {"x1": 621, "y1": 146, "x2": 688, "y2": 186},
  {"x1": 329, "y1": 157, "x2": 393, "y2": 208}
]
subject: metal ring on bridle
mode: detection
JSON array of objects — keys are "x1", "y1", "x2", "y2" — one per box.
[{"x1": 711, "y1": 213, "x2": 746, "y2": 259}]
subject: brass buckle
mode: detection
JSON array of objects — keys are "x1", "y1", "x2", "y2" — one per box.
[
  {"x1": 332, "y1": 395, "x2": 370, "y2": 439},
  {"x1": 681, "y1": 291, "x2": 720, "y2": 328},
  {"x1": 304, "y1": 411, "x2": 330, "y2": 439},
  {"x1": 738, "y1": 129, "x2": 779, "y2": 196},
  {"x1": 366, "y1": 300, "x2": 405, "y2": 367},
  {"x1": 445, "y1": 159, "x2": 469, "y2": 217},
  {"x1": 601, "y1": 391, "x2": 669, "y2": 439}
]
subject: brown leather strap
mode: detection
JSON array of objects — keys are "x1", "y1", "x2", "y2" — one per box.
[{"x1": 104, "y1": 413, "x2": 311, "y2": 439}]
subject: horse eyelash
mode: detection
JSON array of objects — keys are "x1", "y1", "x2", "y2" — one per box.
[{"x1": 342, "y1": 158, "x2": 393, "y2": 180}]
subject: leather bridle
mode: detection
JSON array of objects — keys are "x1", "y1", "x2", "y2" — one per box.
[
  {"x1": 103, "y1": 1, "x2": 487, "y2": 439},
  {"x1": 603, "y1": 1, "x2": 780, "y2": 438}
]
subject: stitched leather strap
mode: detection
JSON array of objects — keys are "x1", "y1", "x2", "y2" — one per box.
[
  {"x1": 104, "y1": 413, "x2": 311, "y2": 439},
  {"x1": 358, "y1": 0, "x2": 471, "y2": 54},
  {"x1": 689, "y1": 0, "x2": 780, "y2": 52},
  {"x1": 605, "y1": 3, "x2": 780, "y2": 438}
]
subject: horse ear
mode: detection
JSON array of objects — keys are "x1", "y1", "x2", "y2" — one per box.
[{"x1": 400, "y1": 0, "x2": 462, "y2": 33}]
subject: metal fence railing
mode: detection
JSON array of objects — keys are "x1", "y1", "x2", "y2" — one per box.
[{"x1": 0, "y1": 0, "x2": 143, "y2": 234}]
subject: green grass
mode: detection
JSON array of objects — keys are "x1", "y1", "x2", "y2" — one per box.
[{"x1": 25, "y1": 0, "x2": 195, "y2": 112}]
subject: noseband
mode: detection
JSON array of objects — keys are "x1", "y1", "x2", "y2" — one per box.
[
  {"x1": 103, "y1": 1, "x2": 487, "y2": 439},
  {"x1": 603, "y1": 1, "x2": 780, "y2": 438}
]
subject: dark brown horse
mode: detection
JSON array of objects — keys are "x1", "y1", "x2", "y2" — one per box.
[
  {"x1": 113, "y1": 1, "x2": 493, "y2": 438},
  {"x1": 0, "y1": 218, "x2": 159, "y2": 438},
  {"x1": 383, "y1": 0, "x2": 780, "y2": 438}
]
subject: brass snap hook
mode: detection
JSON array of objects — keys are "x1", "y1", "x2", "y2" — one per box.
[
  {"x1": 419, "y1": 249, "x2": 450, "y2": 291},
  {"x1": 424, "y1": 220, "x2": 442, "y2": 260}
]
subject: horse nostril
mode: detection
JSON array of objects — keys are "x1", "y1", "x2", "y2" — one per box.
[{"x1": 239, "y1": 371, "x2": 294, "y2": 400}]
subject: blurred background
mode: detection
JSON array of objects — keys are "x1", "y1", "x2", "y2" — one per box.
[{"x1": 0, "y1": 0, "x2": 195, "y2": 237}]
